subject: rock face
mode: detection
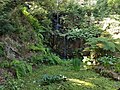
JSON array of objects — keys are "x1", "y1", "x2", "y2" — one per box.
[
  {"x1": 94, "y1": 66, "x2": 120, "y2": 81},
  {"x1": 49, "y1": 34, "x2": 84, "y2": 58},
  {"x1": 4, "y1": 36, "x2": 22, "y2": 60},
  {"x1": 0, "y1": 69, "x2": 6, "y2": 84}
]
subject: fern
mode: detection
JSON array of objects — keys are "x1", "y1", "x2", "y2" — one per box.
[
  {"x1": 21, "y1": 7, "x2": 44, "y2": 33},
  {"x1": 66, "y1": 27, "x2": 102, "y2": 40},
  {"x1": 29, "y1": 49, "x2": 62, "y2": 65},
  {"x1": 21, "y1": 6, "x2": 46, "y2": 53},
  {"x1": 29, "y1": 44, "x2": 46, "y2": 53},
  {"x1": 113, "y1": 39, "x2": 120, "y2": 52},
  {"x1": 10, "y1": 60, "x2": 32, "y2": 78},
  {"x1": 86, "y1": 37, "x2": 116, "y2": 52}
]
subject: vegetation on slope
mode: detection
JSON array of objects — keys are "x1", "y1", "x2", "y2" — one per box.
[{"x1": 0, "y1": 0, "x2": 120, "y2": 90}]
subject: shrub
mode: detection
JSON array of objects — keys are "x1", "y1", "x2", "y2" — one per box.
[
  {"x1": 114, "y1": 62, "x2": 120, "y2": 73},
  {"x1": 66, "y1": 26, "x2": 102, "y2": 40},
  {"x1": 29, "y1": 52, "x2": 62, "y2": 65},
  {"x1": 72, "y1": 58, "x2": 82, "y2": 71},
  {"x1": 97, "y1": 56, "x2": 120, "y2": 72},
  {"x1": 39, "y1": 74, "x2": 67, "y2": 85},
  {"x1": 0, "y1": 60, "x2": 10, "y2": 68},
  {"x1": 0, "y1": 85, "x2": 4, "y2": 90},
  {"x1": 93, "y1": 0, "x2": 120, "y2": 17},
  {"x1": 0, "y1": 0, "x2": 21, "y2": 35},
  {"x1": 64, "y1": 1, "x2": 86, "y2": 29},
  {"x1": 85, "y1": 37, "x2": 120, "y2": 58},
  {"x1": 21, "y1": 7, "x2": 44, "y2": 33},
  {"x1": 97, "y1": 56, "x2": 118, "y2": 67},
  {"x1": 10, "y1": 60, "x2": 32, "y2": 78},
  {"x1": 0, "y1": 18, "x2": 15, "y2": 35}
]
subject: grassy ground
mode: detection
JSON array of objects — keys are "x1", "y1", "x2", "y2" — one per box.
[{"x1": 7, "y1": 65, "x2": 120, "y2": 90}]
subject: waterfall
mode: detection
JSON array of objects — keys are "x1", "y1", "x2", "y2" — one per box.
[
  {"x1": 63, "y1": 34, "x2": 67, "y2": 59},
  {"x1": 56, "y1": 0, "x2": 59, "y2": 30},
  {"x1": 56, "y1": 0, "x2": 67, "y2": 59}
]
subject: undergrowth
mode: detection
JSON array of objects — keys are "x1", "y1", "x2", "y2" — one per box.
[{"x1": 4, "y1": 65, "x2": 120, "y2": 90}]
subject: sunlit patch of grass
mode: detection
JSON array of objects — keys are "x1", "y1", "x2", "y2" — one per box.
[{"x1": 69, "y1": 78, "x2": 95, "y2": 87}]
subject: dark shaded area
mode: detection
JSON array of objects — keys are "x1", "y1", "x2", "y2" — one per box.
[
  {"x1": 49, "y1": 34, "x2": 85, "y2": 59},
  {"x1": 52, "y1": 12, "x2": 66, "y2": 33}
]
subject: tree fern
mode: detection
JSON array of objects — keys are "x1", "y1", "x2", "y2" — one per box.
[{"x1": 86, "y1": 37, "x2": 116, "y2": 52}]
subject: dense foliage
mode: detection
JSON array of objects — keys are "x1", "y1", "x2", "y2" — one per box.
[
  {"x1": 66, "y1": 26, "x2": 102, "y2": 40},
  {"x1": 0, "y1": 0, "x2": 120, "y2": 90}
]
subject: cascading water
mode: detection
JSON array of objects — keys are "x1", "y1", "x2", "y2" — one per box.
[
  {"x1": 56, "y1": 0, "x2": 59, "y2": 30},
  {"x1": 63, "y1": 34, "x2": 67, "y2": 59},
  {"x1": 56, "y1": 0, "x2": 67, "y2": 59}
]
